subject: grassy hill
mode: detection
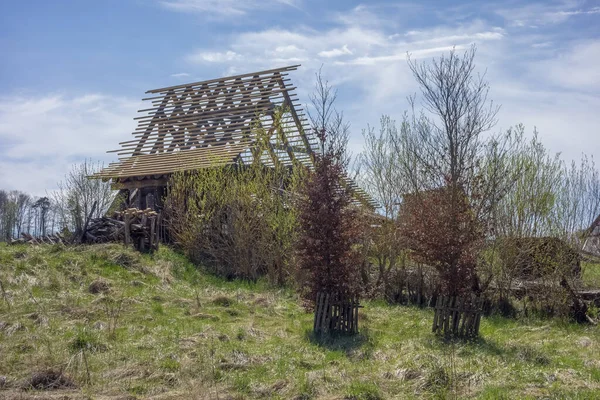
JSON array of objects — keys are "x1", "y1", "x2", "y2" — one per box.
[{"x1": 0, "y1": 244, "x2": 599, "y2": 399}]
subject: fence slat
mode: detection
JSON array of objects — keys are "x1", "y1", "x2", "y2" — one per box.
[
  {"x1": 313, "y1": 292, "x2": 360, "y2": 335},
  {"x1": 314, "y1": 292, "x2": 322, "y2": 333},
  {"x1": 432, "y1": 295, "x2": 483, "y2": 338}
]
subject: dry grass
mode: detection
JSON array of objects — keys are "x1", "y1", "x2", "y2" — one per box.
[{"x1": 0, "y1": 243, "x2": 599, "y2": 399}]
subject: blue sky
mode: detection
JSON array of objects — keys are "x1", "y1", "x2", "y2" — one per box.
[{"x1": 1, "y1": 0, "x2": 599, "y2": 194}]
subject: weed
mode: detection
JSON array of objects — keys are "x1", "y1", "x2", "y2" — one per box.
[
  {"x1": 100, "y1": 295, "x2": 124, "y2": 340},
  {"x1": 344, "y1": 381, "x2": 383, "y2": 400},
  {"x1": 25, "y1": 369, "x2": 76, "y2": 390},
  {"x1": 88, "y1": 279, "x2": 110, "y2": 294},
  {"x1": 213, "y1": 295, "x2": 235, "y2": 307}
]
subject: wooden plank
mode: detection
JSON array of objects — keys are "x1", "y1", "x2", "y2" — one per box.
[
  {"x1": 453, "y1": 297, "x2": 465, "y2": 334},
  {"x1": 146, "y1": 65, "x2": 299, "y2": 94},
  {"x1": 348, "y1": 300, "x2": 353, "y2": 334},
  {"x1": 116, "y1": 117, "x2": 308, "y2": 151},
  {"x1": 127, "y1": 110, "x2": 306, "y2": 147},
  {"x1": 314, "y1": 292, "x2": 322, "y2": 333},
  {"x1": 149, "y1": 216, "x2": 156, "y2": 250},
  {"x1": 124, "y1": 213, "x2": 131, "y2": 246},
  {"x1": 443, "y1": 296, "x2": 452, "y2": 336},
  {"x1": 432, "y1": 296, "x2": 441, "y2": 333},
  {"x1": 145, "y1": 77, "x2": 293, "y2": 105},
  {"x1": 101, "y1": 132, "x2": 315, "y2": 172},
  {"x1": 135, "y1": 88, "x2": 297, "y2": 120},
  {"x1": 145, "y1": 77, "x2": 292, "y2": 107},
  {"x1": 277, "y1": 76, "x2": 314, "y2": 162},
  {"x1": 101, "y1": 134, "x2": 315, "y2": 176},
  {"x1": 474, "y1": 297, "x2": 482, "y2": 336},
  {"x1": 354, "y1": 298, "x2": 359, "y2": 334},
  {"x1": 141, "y1": 83, "x2": 295, "y2": 114},
  {"x1": 322, "y1": 293, "x2": 330, "y2": 335}
]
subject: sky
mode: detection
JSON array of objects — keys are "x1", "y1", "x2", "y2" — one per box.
[{"x1": 1, "y1": 0, "x2": 599, "y2": 195}]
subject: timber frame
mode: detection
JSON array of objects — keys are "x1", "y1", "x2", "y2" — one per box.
[{"x1": 93, "y1": 65, "x2": 376, "y2": 209}]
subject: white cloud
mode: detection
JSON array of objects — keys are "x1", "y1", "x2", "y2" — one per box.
[
  {"x1": 4, "y1": 3, "x2": 598, "y2": 196},
  {"x1": 495, "y1": 2, "x2": 600, "y2": 27},
  {"x1": 533, "y1": 40, "x2": 600, "y2": 91},
  {"x1": 319, "y1": 44, "x2": 353, "y2": 58},
  {"x1": 553, "y1": 6, "x2": 600, "y2": 17},
  {"x1": 159, "y1": 0, "x2": 301, "y2": 16},
  {"x1": 0, "y1": 94, "x2": 139, "y2": 195},
  {"x1": 186, "y1": 50, "x2": 241, "y2": 63},
  {"x1": 176, "y1": 3, "x2": 600, "y2": 169}
]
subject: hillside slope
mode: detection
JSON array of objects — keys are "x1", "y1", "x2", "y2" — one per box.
[{"x1": 0, "y1": 243, "x2": 599, "y2": 399}]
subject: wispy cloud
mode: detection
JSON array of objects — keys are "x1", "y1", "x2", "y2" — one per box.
[
  {"x1": 319, "y1": 44, "x2": 353, "y2": 58},
  {"x1": 530, "y1": 40, "x2": 600, "y2": 91},
  {"x1": 183, "y1": 19, "x2": 504, "y2": 73},
  {"x1": 170, "y1": 72, "x2": 190, "y2": 78},
  {"x1": 0, "y1": 94, "x2": 138, "y2": 195},
  {"x1": 186, "y1": 50, "x2": 242, "y2": 63},
  {"x1": 177, "y1": 3, "x2": 599, "y2": 164},
  {"x1": 159, "y1": 0, "x2": 301, "y2": 16},
  {"x1": 495, "y1": 2, "x2": 600, "y2": 27}
]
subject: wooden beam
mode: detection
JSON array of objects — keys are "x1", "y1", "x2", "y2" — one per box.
[{"x1": 146, "y1": 65, "x2": 299, "y2": 94}]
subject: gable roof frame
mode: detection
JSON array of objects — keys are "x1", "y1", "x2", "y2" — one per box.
[{"x1": 93, "y1": 65, "x2": 376, "y2": 209}]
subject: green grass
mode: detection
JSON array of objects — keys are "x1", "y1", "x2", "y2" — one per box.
[
  {"x1": 0, "y1": 243, "x2": 599, "y2": 399},
  {"x1": 582, "y1": 261, "x2": 600, "y2": 288}
]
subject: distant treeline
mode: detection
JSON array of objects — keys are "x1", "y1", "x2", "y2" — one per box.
[{"x1": 0, "y1": 160, "x2": 114, "y2": 241}]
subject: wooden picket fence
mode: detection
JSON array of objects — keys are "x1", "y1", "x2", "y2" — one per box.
[
  {"x1": 313, "y1": 292, "x2": 361, "y2": 335},
  {"x1": 432, "y1": 295, "x2": 483, "y2": 338}
]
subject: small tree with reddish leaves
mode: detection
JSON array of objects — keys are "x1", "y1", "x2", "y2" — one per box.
[
  {"x1": 399, "y1": 184, "x2": 481, "y2": 297},
  {"x1": 296, "y1": 70, "x2": 363, "y2": 308},
  {"x1": 296, "y1": 150, "x2": 364, "y2": 308}
]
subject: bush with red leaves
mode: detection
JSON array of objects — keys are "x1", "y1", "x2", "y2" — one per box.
[
  {"x1": 296, "y1": 153, "x2": 364, "y2": 308},
  {"x1": 399, "y1": 184, "x2": 481, "y2": 297}
]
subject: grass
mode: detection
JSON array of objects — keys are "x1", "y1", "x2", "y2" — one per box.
[
  {"x1": 0, "y1": 243, "x2": 598, "y2": 399},
  {"x1": 582, "y1": 261, "x2": 600, "y2": 288}
]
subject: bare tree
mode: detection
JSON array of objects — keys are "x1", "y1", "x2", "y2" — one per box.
[
  {"x1": 393, "y1": 45, "x2": 523, "y2": 296},
  {"x1": 33, "y1": 197, "x2": 51, "y2": 236},
  {"x1": 307, "y1": 67, "x2": 351, "y2": 168},
  {"x1": 402, "y1": 45, "x2": 500, "y2": 191},
  {"x1": 360, "y1": 115, "x2": 404, "y2": 219},
  {"x1": 52, "y1": 160, "x2": 115, "y2": 233}
]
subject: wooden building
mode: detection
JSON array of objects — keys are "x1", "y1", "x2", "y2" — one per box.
[{"x1": 93, "y1": 65, "x2": 375, "y2": 211}]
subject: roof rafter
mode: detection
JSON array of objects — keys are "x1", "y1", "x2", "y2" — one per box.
[{"x1": 93, "y1": 65, "x2": 377, "y2": 209}]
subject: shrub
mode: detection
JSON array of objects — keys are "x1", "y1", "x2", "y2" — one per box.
[
  {"x1": 165, "y1": 142, "x2": 302, "y2": 283},
  {"x1": 296, "y1": 149, "x2": 364, "y2": 307},
  {"x1": 399, "y1": 185, "x2": 481, "y2": 297}
]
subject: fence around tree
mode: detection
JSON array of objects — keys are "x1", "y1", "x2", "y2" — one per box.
[
  {"x1": 432, "y1": 294, "x2": 483, "y2": 338},
  {"x1": 313, "y1": 292, "x2": 361, "y2": 335}
]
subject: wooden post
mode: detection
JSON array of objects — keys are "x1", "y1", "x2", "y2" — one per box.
[
  {"x1": 322, "y1": 293, "x2": 331, "y2": 335},
  {"x1": 124, "y1": 213, "x2": 131, "y2": 246},
  {"x1": 139, "y1": 213, "x2": 147, "y2": 252},
  {"x1": 314, "y1": 292, "x2": 322, "y2": 333}
]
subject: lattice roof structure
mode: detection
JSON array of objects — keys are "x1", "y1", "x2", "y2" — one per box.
[{"x1": 94, "y1": 65, "x2": 376, "y2": 208}]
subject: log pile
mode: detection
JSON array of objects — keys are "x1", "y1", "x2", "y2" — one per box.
[
  {"x1": 9, "y1": 208, "x2": 162, "y2": 253},
  {"x1": 11, "y1": 232, "x2": 66, "y2": 245},
  {"x1": 84, "y1": 208, "x2": 160, "y2": 252}
]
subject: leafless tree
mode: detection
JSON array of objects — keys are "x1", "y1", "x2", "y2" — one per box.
[
  {"x1": 402, "y1": 44, "x2": 500, "y2": 191},
  {"x1": 52, "y1": 160, "x2": 115, "y2": 233},
  {"x1": 307, "y1": 67, "x2": 351, "y2": 168},
  {"x1": 388, "y1": 45, "x2": 531, "y2": 296}
]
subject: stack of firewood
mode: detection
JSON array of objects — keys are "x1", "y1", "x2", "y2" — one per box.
[
  {"x1": 83, "y1": 217, "x2": 126, "y2": 243},
  {"x1": 84, "y1": 208, "x2": 160, "y2": 252},
  {"x1": 9, "y1": 208, "x2": 161, "y2": 253}
]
